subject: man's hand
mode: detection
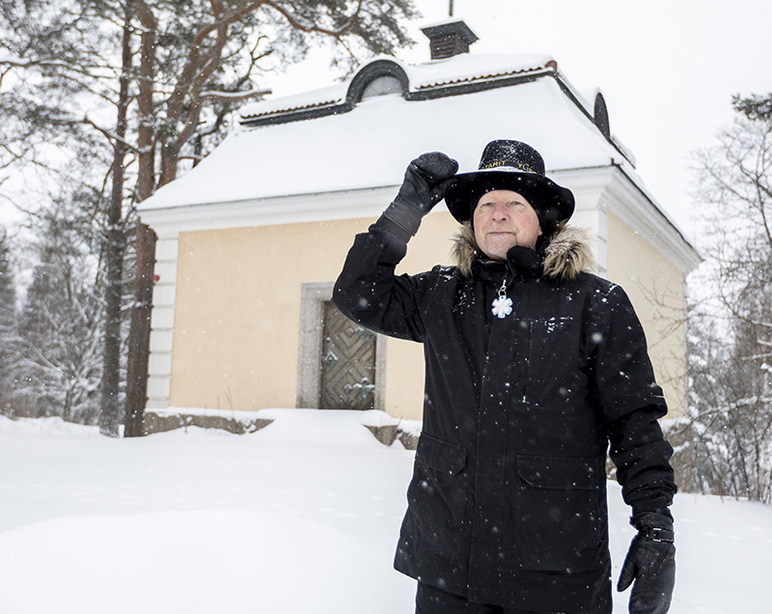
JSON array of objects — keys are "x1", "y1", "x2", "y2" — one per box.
[
  {"x1": 383, "y1": 152, "x2": 458, "y2": 237},
  {"x1": 394, "y1": 152, "x2": 459, "y2": 213},
  {"x1": 617, "y1": 514, "x2": 675, "y2": 614}
]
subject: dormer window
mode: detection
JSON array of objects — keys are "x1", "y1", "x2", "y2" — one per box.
[
  {"x1": 361, "y1": 75, "x2": 403, "y2": 99},
  {"x1": 594, "y1": 93, "x2": 611, "y2": 139},
  {"x1": 346, "y1": 60, "x2": 409, "y2": 104}
]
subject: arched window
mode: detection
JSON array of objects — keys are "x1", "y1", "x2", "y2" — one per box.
[
  {"x1": 346, "y1": 60, "x2": 409, "y2": 105},
  {"x1": 361, "y1": 75, "x2": 403, "y2": 99}
]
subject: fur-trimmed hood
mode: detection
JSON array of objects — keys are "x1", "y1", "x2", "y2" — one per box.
[{"x1": 451, "y1": 224, "x2": 595, "y2": 281}]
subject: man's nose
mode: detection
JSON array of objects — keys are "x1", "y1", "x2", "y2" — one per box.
[{"x1": 491, "y1": 203, "x2": 509, "y2": 220}]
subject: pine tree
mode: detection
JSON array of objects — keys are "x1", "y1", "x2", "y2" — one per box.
[
  {"x1": 0, "y1": 227, "x2": 18, "y2": 414},
  {"x1": 2, "y1": 0, "x2": 419, "y2": 435},
  {"x1": 732, "y1": 92, "x2": 772, "y2": 122}
]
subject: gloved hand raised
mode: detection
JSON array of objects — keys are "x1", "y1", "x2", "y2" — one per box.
[
  {"x1": 394, "y1": 152, "x2": 459, "y2": 212},
  {"x1": 617, "y1": 512, "x2": 675, "y2": 614},
  {"x1": 382, "y1": 152, "x2": 459, "y2": 238}
]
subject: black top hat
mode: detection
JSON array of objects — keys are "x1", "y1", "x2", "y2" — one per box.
[{"x1": 444, "y1": 140, "x2": 575, "y2": 228}]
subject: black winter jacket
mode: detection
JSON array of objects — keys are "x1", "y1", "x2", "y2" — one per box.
[{"x1": 332, "y1": 217, "x2": 676, "y2": 614}]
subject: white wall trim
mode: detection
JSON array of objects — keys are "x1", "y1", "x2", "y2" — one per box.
[{"x1": 145, "y1": 233, "x2": 180, "y2": 410}]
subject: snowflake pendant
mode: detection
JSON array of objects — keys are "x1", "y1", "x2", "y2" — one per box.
[{"x1": 491, "y1": 295, "x2": 513, "y2": 319}]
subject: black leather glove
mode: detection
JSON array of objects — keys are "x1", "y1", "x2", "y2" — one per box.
[
  {"x1": 382, "y1": 152, "x2": 458, "y2": 238},
  {"x1": 617, "y1": 512, "x2": 676, "y2": 614}
]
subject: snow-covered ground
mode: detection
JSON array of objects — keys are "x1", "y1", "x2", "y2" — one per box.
[{"x1": 1, "y1": 410, "x2": 770, "y2": 614}]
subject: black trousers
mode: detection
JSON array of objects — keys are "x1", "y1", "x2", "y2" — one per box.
[{"x1": 415, "y1": 583, "x2": 566, "y2": 614}]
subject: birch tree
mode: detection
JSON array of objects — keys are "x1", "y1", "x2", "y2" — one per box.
[
  {"x1": 15, "y1": 195, "x2": 104, "y2": 423},
  {"x1": 678, "y1": 95, "x2": 772, "y2": 503}
]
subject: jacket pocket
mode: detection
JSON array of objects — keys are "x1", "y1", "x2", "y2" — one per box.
[
  {"x1": 403, "y1": 433, "x2": 469, "y2": 560},
  {"x1": 513, "y1": 455, "x2": 605, "y2": 573},
  {"x1": 522, "y1": 317, "x2": 583, "y2": 404}
]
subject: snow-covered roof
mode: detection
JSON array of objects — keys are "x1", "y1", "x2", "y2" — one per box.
[{"x1": 140, "y1": 53, "x2": 636, "y2": 212}]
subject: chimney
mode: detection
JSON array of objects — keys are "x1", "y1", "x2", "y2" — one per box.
[{"x1": 421, "y1": 19, "x2": 479, "y2": 60}]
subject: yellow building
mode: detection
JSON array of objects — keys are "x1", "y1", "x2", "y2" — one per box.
[{"x1": 139, "y1": 21, "x2": 700, "y2": 429}]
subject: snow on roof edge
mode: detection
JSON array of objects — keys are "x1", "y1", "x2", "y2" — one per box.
[{"x1": 239, "y1": 53, "x2": 556, "y2": 121}]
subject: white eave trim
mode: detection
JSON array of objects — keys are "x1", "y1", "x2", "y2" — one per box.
[
  {"x1": 554, "y1": 165, "x2": 701, "y2": 274},
  {"x1": 139, "y1": 186, "x2": 398, "y2": 236}
]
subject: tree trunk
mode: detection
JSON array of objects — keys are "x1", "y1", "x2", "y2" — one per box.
[
  {"x1": 124, "y1": 0, "x2": 157, "y2": 437},
  {"x1": 124, "y1": 221, "x2": 156, "y2": 437},
  {"x1": 135, "y1": 0, "x2": 156, "y2": 202},
  {"x1": 99, "y1": 1, "x2": 131, "y2": 438}
]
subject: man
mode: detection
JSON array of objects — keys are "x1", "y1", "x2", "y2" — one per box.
[{"x1": 332, "y1": 140, "x2": 676, "y2": 614}]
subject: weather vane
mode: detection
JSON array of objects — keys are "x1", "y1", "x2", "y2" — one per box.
[{"x1": 449, "y1": 0, "x2": 454, "y2": 17}]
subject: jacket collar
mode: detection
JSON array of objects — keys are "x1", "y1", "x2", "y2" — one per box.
[{"x1": 452, "y1": 224, "x2": 595, "y2": 281}]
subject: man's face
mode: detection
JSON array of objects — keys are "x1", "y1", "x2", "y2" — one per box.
[{"x1": 472, "y1": 189, "x2": 542, "y2": 260}]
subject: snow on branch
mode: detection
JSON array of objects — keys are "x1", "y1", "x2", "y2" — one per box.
[
  {"x1": 199, "y1": 87, "x2": 272, "y2": 101},
  {"x1": 263, "y1": 0, "x2": 364, "y2": 37}
]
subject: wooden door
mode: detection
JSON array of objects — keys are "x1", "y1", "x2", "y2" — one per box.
[{"x1": 319, "y1": 302, "x2": 376, "y2": 410}]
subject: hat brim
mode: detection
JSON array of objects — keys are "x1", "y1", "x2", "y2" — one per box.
[{"x1": 443, "y1": 169, "x2": 575, "y2": 226}]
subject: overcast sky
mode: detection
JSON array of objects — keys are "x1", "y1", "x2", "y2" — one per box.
[{"x1": 270, "y1": 0, "x2": 772, "y2": 233}]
